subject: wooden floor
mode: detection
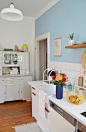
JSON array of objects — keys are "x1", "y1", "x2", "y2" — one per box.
[{"x1": 0, "y1": 101, "x2": 36, "y2": 132}]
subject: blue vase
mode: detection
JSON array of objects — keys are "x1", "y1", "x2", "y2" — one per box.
[{"x1": 56, "y1": 86, "x2": 63, "y2": 99}]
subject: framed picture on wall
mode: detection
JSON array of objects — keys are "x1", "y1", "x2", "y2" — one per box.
[{"x1": 54, "y1": 37, "x2": 61, "y2": 56}]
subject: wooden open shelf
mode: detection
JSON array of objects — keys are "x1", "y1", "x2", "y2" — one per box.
[{"x1": 65, "y1": 43, "x2": 86, "y2": 49}]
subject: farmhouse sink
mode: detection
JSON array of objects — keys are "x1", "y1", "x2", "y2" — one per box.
[
  {"x1": 38, "y1": 84, "x2": 56, "y2": 104},
  {"x1": 38, "y1": 84, "x2": 56, "y2": 94}
]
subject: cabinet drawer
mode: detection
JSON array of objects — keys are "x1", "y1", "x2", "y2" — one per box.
[
  {"x1": 0, "y1": 78, "x2": 5, "y2": 84},
  {"x1": 78, "y1": 122, "x2": 86, "y2": 132},
  {"x1": 6, "y1": 77, "x2": 19, "y2": 84},
  {"x1": 20, "y1": 76, "x2": 32, "y2": 83},
  {"x1": 6, "y1": 77, "x2": 19, "y2": 81},
  {"x1": 6, "y1": 81, "x2": 19, "y2": 84}
]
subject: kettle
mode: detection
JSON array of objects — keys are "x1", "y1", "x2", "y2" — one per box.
[{"x1": 26, "y1": 69, "x2": 30, "y2": 75}]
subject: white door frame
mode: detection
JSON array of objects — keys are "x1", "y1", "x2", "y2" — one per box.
[{"x1": 34, "y1": 32, "x2": 50, "y2": 81}]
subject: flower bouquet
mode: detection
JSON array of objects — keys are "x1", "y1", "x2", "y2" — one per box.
[{"x1": 52, "y1": 73, "x2": 68, "y2": 99}]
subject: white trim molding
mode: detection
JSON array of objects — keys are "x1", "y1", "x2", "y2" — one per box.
[
  {"x1": 34, "y1": 32, "x2": 50, "y2": 81},
  {"x1": 35, "y1": 0, "x2": 60, "y2": 20}
]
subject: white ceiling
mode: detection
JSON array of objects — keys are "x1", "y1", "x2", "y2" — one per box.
[{"x1": 0, "y1": 0, "x2": 53, "y2": 17}]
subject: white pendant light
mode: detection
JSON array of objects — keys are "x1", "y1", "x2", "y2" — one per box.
[{"x1": 1, "y1": 3, "x2": 23, "y2": 21}]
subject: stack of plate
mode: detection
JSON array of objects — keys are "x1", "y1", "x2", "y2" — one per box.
[{"x1": 75, "y1": 41, "x2": 84, "y2": 45}]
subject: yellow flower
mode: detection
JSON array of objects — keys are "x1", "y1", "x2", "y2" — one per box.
[{"x1": 56, "y1": 75, "x2": 62, "y2": 81}]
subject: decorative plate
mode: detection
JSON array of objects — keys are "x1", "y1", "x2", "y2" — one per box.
[{"x1": 81, "y1": 52, "x2": 86, "y2": 70}]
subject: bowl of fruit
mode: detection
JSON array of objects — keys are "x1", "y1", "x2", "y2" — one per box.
[{"x1": 66, "y1": 89, "x2": 85, "y2": 105}]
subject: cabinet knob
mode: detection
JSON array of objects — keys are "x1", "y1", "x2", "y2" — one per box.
[
  {"x1": 4, "y1": 93, "x2": 5, "y2": 94},
  {"x1": 21, "y1": 91, "x2": 22, "y2": 92}
]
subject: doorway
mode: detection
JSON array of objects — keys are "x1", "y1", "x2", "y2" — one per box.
[
  {"x1": 39, "y1": 39, "x2": 47, "y2": 80},
  {"x1": 34, "y1": 33, "x2": 50, "y2": 81}
]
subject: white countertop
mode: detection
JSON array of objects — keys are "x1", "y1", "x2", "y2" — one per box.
[
  {"x1": 49, "y1": 94, "x2": 86, "y2": 126},
  {"x1": 28, "y1": 80, "x2": 86, "y2": 126},
  {"x1": 28, "y1": 80, "x2": 48, "y2": 89},
  {"x1": 0, "y1": 74, "x2": 33, "y2": 77}
]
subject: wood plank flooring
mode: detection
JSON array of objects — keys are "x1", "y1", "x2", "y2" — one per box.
[{"x1": 0, "y1": 101, "x2": 36, "y2": 132}]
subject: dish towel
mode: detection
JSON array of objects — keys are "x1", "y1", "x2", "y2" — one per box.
[{"x1": 39, "y1": 90, "x2": 46, "y2": 118}]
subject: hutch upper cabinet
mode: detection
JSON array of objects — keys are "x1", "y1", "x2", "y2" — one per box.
[
  {"x1": 19, "y1": 52, "x2": 29, "y2": 66},
  {"x1": 2, "y1": 52, "x2": 30, "y2": 67},
  {"x1": 3, "y1": 52, "x2": 19, "y2": 66}
]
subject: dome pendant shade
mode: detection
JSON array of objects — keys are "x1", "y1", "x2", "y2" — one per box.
[{"x1": 1, "y1": 3, "x2": 23, "y2": 21}]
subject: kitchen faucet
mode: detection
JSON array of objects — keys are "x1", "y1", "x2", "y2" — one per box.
[{"x1": 43, "y1": 68, "x2": 60, "y2": 84}]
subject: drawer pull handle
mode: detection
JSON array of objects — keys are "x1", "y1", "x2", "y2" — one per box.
[
  {"x1": 32, "y1": 92, "x2": 36, "y2": 96},
  {"x1": 2, "y1": 80, "x2": 4, "y2": 81},
  {"x1": 18, "y1": 91, "x2": 19, "y2": 93},
  {"x1": 32, "y1": 87, "x2": 35, "y2": 90},
  {"x1": 21, "y1": 79, "x2": 23, "y2": 80},
  {"x1": 45, "y1": 107, "x2": 49, "y2": 113}
]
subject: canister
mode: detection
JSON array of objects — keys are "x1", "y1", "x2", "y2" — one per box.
[
  {"x1": 83, "y1": 71, "x2": 86, "y2": 88},
  {"x1": 78, "y1": 77, "x2": 83, "y2": 86}
]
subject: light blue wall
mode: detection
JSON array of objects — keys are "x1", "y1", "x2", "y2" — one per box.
[{"x1": 35, "y1": 0, "x2": 86, "y2": 63}]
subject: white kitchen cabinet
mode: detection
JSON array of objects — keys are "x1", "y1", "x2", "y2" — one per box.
[
  {"x1": 32, "y1": 87, "x2": 51, "y2": 132},
  {"x1": 3, "y1": 52, "x2": 20, "y2": 66},
  {"x1": 37, "y1": 110, "x2": 48, "y2": 132},
  {"x1": 0, "y1": 52, "x2": 2, "y2": 66},
  {"x1": 20, "y1": 84, "x2": 31, "y2": 99},
  {"x1": 37, "y1": 104, "x2": 50, "y2": 132},
  {"x1": 19, "y1": 52, "x2": 29, "y2": 66},
  {"x1": 32, "y1": 92, "x2": 38, "y2": 119},
  {"x1": 0, "y1": 85, "x2": 5, "y2": 103},
  {"x1": 6, "y1": 84, "x2": 20, "y2": 101}
]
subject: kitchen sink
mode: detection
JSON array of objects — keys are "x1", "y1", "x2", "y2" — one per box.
[
  {"x1": 38, "y1": 84, "x2": 56, "y2": 94},
  {"x1": 38, "y1": 84, "x2": 56, "y2": 104}
]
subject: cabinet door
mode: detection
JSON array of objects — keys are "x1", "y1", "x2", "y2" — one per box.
[
  {"x1": 37, "y1": 106, "x2": 48, "y2": 132},
  {"x1": 6, "y1": 85, "x2": 20, "y2": 101},
  {"x1": 19, "y1": 52, "x2": 29, "y2": 66},
  {"x1": 25, "y1": 52, "x2": 29, "y2": 66},
  {"x1": 32, "y1": 93, "x2": 38, "y2": 119},
  {"x1": 0, "y1": 52, "x2": 2, "y2": 66},
  {"x1": 32, "y1": 94, "x2": 49, "y2": 132},
  {"x1": 3, "y1": 52, "x2": 19, "y2": 66},
  {"x1": 20, "y1": 84, "x2": 31, "y2": 99},
  {"x1": 0, "y1": 85, "x2": 5, "y2": 103}
]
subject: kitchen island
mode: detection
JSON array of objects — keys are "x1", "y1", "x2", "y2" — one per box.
[{"x1": 28, "y1": 81, "x2": 86, "y2": 132}]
